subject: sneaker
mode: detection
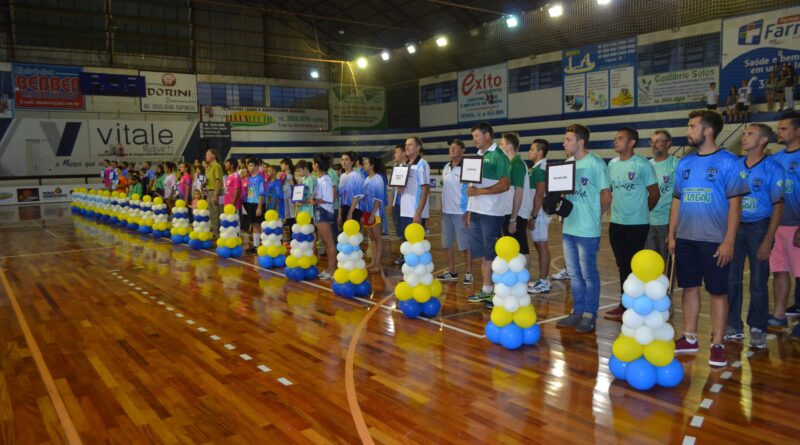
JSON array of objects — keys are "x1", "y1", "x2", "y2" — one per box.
[
  {"x1": 484, "y1": 300, "x2": 494, "y2": 309},
  {"x1": 318, "y1": 271, "x2": 332, "y2": 281},
  {"x1": 723, "y1": 326, "x2": 745, "y2": 341},
  {"x1": 247, "y1": 246, "x2": 257, "y2": 254},
  {"x1": 604, "y1": 304, "x2": 625, "y2": 321},
  {"x1": 437, "y1": 271, "x2": 458, "y2": 282},
  {"x1": 786, "y1": 304, "x2": 800, "y2": 317},
  {"x1": 527, "y1": 279, "x2": 551, "y2": 294},
  {"x1": 551, "y1": 268, "x2": 570, "y2": 281},
  {"x1": 749, "y1": 328, "x2": 767, "y2": 349},
  {"x1": 674, "y1": 335, "x2": 700, "y2": 354},
  {"x1": 556, "y1": 311, "x2": 581, "y2": 329},
  {"x1": 791, "y1": 323, "x2": 800, "y2": 341},
  {"x1": 576, "y1": 313, "x2": 596, "y2": 334},
  {"x1": 392, "y1": 256, "x2": 405, "y2": 266},
  {"x1": 466, "y1": 291, "x2": 493, "y2": 303},
  {"x1": 708, "y1": 344, "x2": 727, "y2": 367},
  {"x1": 767, "y1": 315, "x2": 788, "y2": 332},
  {"x1": 463, "y1": 273, "x2": 474, "y2": 286}
]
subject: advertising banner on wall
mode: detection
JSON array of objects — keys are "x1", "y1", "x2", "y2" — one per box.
[
  {"x1": 0, "y1": 184, "x2": 100, "y2": 206},
  {"x1": 201, "y1": 105, "x2": 329, "y2": 131},
  {"x1": 562, "y1": 37, "x2": 636, "y2": 113},
  {"x1": 638, "y1": 67, "x2": 719, "y2": 107},
  {"x1": 140, "y1": 71, "x2": 198, "y2": 113},
  {"x1": 721, "y1": 6, "x2": 800, "y2": 104},
  {"x1": 0, "y1": 118, "x2": 196, "y2": 176},
  {"x1": 13, "y1": 63, "x2": 84, "y2": 110},
  {"x1": 330, "y1": 85, "x2": 386, "y2": 130},
  {"x1": 457, "y1": 63, "x2": 508, "y2": 122}
]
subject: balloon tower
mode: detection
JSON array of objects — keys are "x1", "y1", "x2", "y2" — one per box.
[
  {"x1": 117, "y1": 194, "x2": 130, "y2": 228},
  {"x1": 332, "y1": 220, "x2": 371, "y2": 298},
  {"x1": 108, "y1": 192, "x2": 121, "y2": 225},
  {"x1": 285, "y1": 211, "x2": 318, "y2": 281},
  {"x1": 188, "y1": 200, "x2": 213, "y2": 250},
  {"x1": 216, "y1": 204, "x2": 244, "y2": 258},
  {"x1": 609, "y1": 249, "x2": 683, "y2": 391},
  {"x1": 126, "y1": 194, "x2": 141, "y2": 231},
  {"x1": 170, "y1": 199, "x2": 191, "y2": 244},
  {"x1": 151, "y1": 197, "x2": 170, "y2": 238},
  {"x1": 484, "y1": 236, "x2": 541, "y2": 350},
  {"x1": 257, "y1": 210, "x2": 287, "y2": 268},
  {"x1": 138, "y1": 195, "x2": 154, "y2": 234},
  {"x1": 394, "y1": 223, "x2": 442, "y2": 318}
]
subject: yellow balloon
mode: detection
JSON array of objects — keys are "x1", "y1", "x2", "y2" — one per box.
[
  {"x1": 280, "y1": 245, "x2": 288, "y2": 255},
  {"x1": 175, "y1": 199, "x2": 186, "y2": 208},
  {"x1": 412, "y1": 284, "x2": 431, "y2": 303},
  {"x1": 267, "y1": 245, "x2": 280, "y2": 257},
  {"x1": 631, "y1": 250, "x2": 665, "y2": 282},
  {"x1": 490, "y1": 306, "x2": 513, "y2": 327},
  {"x1": 296, "y1": 211, "x2": 311, "y2": 225},
  {"x1": 257, "y1": 245, "x2": 269, "y2": 256},
  {"x1": 153, "y1": 197, "x2": 164, "y2": 205},
  {"x1": 189, "y1": 231, "x2": 198, "y2": 240},
  {"x1": 170, "y1": 228, "x2": 178, "y2": 235},
  {"x1": 512, "y1": 305, "x2": 537, "y2": 328},
  {"x1": 310, "y1": 255, "x2": 318, "y2": 265},
  {"x1": 350, "y1": 268, "x2": 367, "y2": 285},
  {"x1": 223, "y1": 204, "x2": 236, "y2": 215},
  {"x1": 395, "y1": 282, "x2": 412, "y2": 301},
  {"x1": 343, "y1": 219, "x2": 361, "y2": 236},
  {"x1": 286, "y1": 255, "x2": 299, "y2": 268},
  {"x1": 200, "y1": 232, "x2": 211, "y2": 241},
  {"x1": 495, "y1": 236, "x2": 520, "y2": 261},
  {"x1": 197, "y1": 200, "x2": 209, "y2": 210},
  {"x1": 612, "y1": 335, "x2": 644, "y2": 363},
  {"x1": 142, "y1": 195, "x2": 152, "y2": 203},
  {"x1": 89, "y1": 190, "x2": 96, "y2": 195},
  {"x1": 643, "y1": 340, "x2": 675, "y2": 367},
  {"x1": 334, "y1": 268, "x2": 350, "y2": 284},
  {"x1": 225, "y1": 238, "x2": 237, "y2": 249},
  {"x1": 430, "y1": 279, "x2": 442, "y2": 297},
  {"x1": 131, "y1": 194, "x2": 140, "y2": 201},
  {"x1": 404, "y1": 223, "x2": 425, "y2": 243},
  {"x1": 298, "y1": 256, "x2": 311, "y2": 269}
]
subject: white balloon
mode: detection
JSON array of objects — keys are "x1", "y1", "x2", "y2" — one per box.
[
  {"x1": 355, "y1": 260, "x2": 366, "y2": 270},
  {"x1": 292, "y1": 223, "x2": 300, "y2": 233},
  {"x1": 401, "y1": 264, "x2": 412, "y2": 275},
  {"x1": 657, "y1": 274, "x2": 670, "y2": 289},
  {"x1": 422, "y1": 240, "x2": 431, "y2": 251},
  {"x1": 405, "y1": 274, "x2": 420, "y2": 287},
  {"x1": 654, "y1": 323, "x2": 675, "y2": 341},
  {"x1": 623, "y1": 275, "x2": 645, "y2": 297},
  {"x1": 512, "y1": 282, "x2": 528, "y2": 298},
  {"x1": 400, "y1": 242, "x2": 411, "y2": 255},
  {"x1": 414, "y1": 264, "x2": 427, "y2": 276},
  {"x1": 645, "y1": 281, "x2": 667, "y2": 300},
  {"x1": 634, "y1": 325, "x2": 654, "y2": 345},
  {"x1": 290, "y1": 240, "x2": 300, "y2": 250},
  {"x1": 662, "y1": 310, "x2": 670, "y2": 322},
  {"x1": 350, "y1": 234, "x2": 363, "y2": 245},
  {"x1": 493, "y1": 295, "x2": 504, "y2": 307},
  {"x1": 503, "y1": 298, "x2": 519, "y2": 313},
  {"x1": 411, "y1": 242, "x2": 425, "y2": 256},
  {"x1": 426, "y1": 263, "x2": 435, "y2": 273},
  {"x1": 517, "y1": 294, "x2": 531, "y2": 307},
  {"x1": 420, "y1": 273, "x2": 433, "y2": 285},
  {"x1": 491, "y1": 257, "x2": 510, "y2": 274},
  {"x1": 338, "y1": 253, "x2": 348, "y2": 263},
  {"x1": 621, "y1": 325, "x2": 636, "y2": 338},
  {"x1": 350, "y1": 251, "x2": 362, "y2": 262},
  {"x1": 338, "y1": 233, "x2": 349, "y2": 244},
  {"x1": 341, "y1": 261, "x2": 353, "y2": 270},
  {"x1": 494, "y1": 284, "x2": 511, "y2": 298},
  {"x1": 644, "y1": 311, "x2": 665, "y2": 329},
  {"x1": 509, "y1": 255, "x2": 526, "y2": 273},
  {"x1": 301, "y1": 225, "x2": 315, "y2": 235},
  {"x1": 622, "y1": 309, "x2": 644, "y2": 328}
]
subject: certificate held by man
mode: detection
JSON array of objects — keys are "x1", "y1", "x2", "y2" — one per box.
[
  {"x1": 390, "y1": 165, "x2": 410, "y2": 187},
  {"x1": 546, "y1": 161, "x2": 576, "y2": 194},
  {"x1": 459, "y1": 156, "x2": 484, "y2": 184}
]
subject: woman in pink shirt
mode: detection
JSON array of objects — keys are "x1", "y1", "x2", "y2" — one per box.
[{"x1": 223, "y1": 159, "x2": 242, "y2": 210}]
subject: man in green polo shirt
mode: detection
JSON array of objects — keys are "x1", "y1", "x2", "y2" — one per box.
[
  {"x1": 205, "y1": 149, "x2": 224, "y2": 234},
  {"x1": 500, "y1": 132, "x2": 534, "y2": 302}
]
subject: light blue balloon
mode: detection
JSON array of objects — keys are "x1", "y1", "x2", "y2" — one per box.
[
  {"x1": 405, "y1": 254, "x2": 419, "y2": 267},
  {"x1": 492, "y1": 273, "x2": 503, "y2": 284},
  {"x1": 626, "y1": 357, "x2": 657, "y2": 391},
  {"x1": 517, "y1": 269, "x2": 530, "y2": 284},
  {"x1": 501, "y1": 270, "x2": 517, "y2": 287},
  {"x1": 654, "y1": 296, "x2": 671, "y2": 312},
  {"x1": 420, "y1": 252, "x2": 433, "y2": 265},
  {"x1": 656, "y1": 358, "x2": 684, "y2": 388},
  {"x1": 621, "y1": 293, "x2": 635, "y2": 309},
  {"x1": 633, "y1": 295, "x2": 654, "y2": 316}
]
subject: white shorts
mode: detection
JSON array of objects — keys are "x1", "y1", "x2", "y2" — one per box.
[{"x1": 530, "y1": 212, "x2": 551, "y2": 242}]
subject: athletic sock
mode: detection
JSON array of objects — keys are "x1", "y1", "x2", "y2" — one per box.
[{"x1": 482, "y1": 285, "x2": 493, "y2": 294}]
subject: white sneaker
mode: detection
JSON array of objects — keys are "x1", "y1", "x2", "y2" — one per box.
[
  {"x1": 550, "y1": 268, "x2": 569, "y2": 281},
  {"x1": 527, "y1": 279, "x2": 551, "y2": 294},
  {"x1": 318, "y1": 271, "x2": 332, "y2": 280}
]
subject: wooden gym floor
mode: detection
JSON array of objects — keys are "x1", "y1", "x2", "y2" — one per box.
[{"x1": 0, "y1": 203, "x2": 799, "y2": 444}]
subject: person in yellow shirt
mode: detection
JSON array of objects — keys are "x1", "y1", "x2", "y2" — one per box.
[{"x1": 205, "y1": 149, "x2": 224, "y2": 234}]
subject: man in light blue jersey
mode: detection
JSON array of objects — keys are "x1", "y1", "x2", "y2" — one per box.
[
  {"x1": 645, "y1": 130, "x2": 678, "y2": 262},
  {"x1": 555, "y1": 124, "x2": 611, "y2": 334},
  {"x1": 669, "y1": 110, "x2": 749, "y2": 368},
  {"x1": 726, "y1": 124, "x2": 784, "y2": 349}
]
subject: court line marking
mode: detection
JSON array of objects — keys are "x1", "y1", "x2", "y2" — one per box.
[
  {"x1": 0, "y1": 246, "x2": 112, "y2": 259},
  {"x1": 682, "y1": 436, "x2": 696, "y2": 445},
  {"x1": 699, "y1": 398, "x2": 713, "y2": 409},
  {"x1": 1, "y1": 270, "x2": 83, "y2": 445},
  {"x1": 710, "y1": 383, "x2": 723, "y2": 393},
  {"x1": 690, "y1": 415, "x2": 704, "y2": 428}
]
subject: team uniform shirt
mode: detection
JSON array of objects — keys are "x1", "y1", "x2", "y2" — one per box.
[
  {"x1": 246, "y1": 174, "x2": 265, "y2": 204},
  {"x1": 467, "y1": 143, "x2": 511, "y2": 217},
  {"x1": 400, "y1": 157, "x2": 431, "y2": 219},
  {"x1": 224, "y1": 172, "x2": 243, "y2": 209},
  {"x1": 193, "y1": 173, "x2": 206, "y2": 195},
  {"x1": 109, "y1": 169, "x2": 119, "y2": 190},
  {"x1": 529, "y1": 160, "x2": 548, "y2": 219},
  {"x1": 102, "y1": 167, "x2": 112, "y2": 189},
  {"x1": 609, "y1": 154, "x2": 658, "y2": 225},
  {"x1": 266, "y1": 178, "x2": 284, "y2": 218},
  {"x1": 649, "y1": 156, "x2": 679, "y2": 226},
  {"x1": 673, "y1": 149, "x2": 750, "y2": 243},
  {"x1": 339, "y1": 170, "x2": 365, "y2": 208},
  {"x1": 502, "y1": 154, "x2": 532, "y2": 219},
  {"x1": 740, "y1": 156, "x2": 785, "y2": 223},
  {"x1": 299, "y1": 175, "x2": 317, "y2": 217},
  {"x1": 442, "y1": 161, "x2": 469, "y2": 215},
  {"x1": 146, "y1": 169, "x2": 156, "y2": 182},
  {"x1": 359, "y1": 174, "x2": 386, "y2": 216},
  {"x1": 315, "y1": 175, "x2": 334, "y2": 213},
  {"x1": 564, "y1": 152, "x2": 611, "y2": 238},
  {"x1": 771, "y1": 148, "x2": 800, "y2": 226}
]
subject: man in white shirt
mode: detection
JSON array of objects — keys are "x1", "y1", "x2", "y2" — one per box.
[
  {"x1": 738, "y1": 79, "x2": 751, "y2": 122},
  {"x1": 705, "y1": 82, "x2": 719, "y2": 111},
  {"x1": 438, "y1": 139, "x2": 473, "y2": 285}
]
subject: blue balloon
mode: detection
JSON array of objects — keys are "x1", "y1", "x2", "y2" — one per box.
[
  {"x1": 609, "y1": 354, "x2": 628, "y2": 381},
  {"x1": 305, "y1": 266, "x2": 319, "y2": 280},
  {"x1": 231, "y1": 245, "x2": 243, "y2": 257},
  {"x1": 491, "y1": 273, "x2": 502, "y2": 285},
  {"x1": 656, "y1": 358, "x2": 684, "y2": 388},
  {"x1": 500, "y1": 323, "x2": 524, "y2": 350},
  {"x1": 420, "y1": 252, "x2": 432, "y2": 265},
  {"x1": 183, "y1": 235, "x2": 190, "y2": 243},
  {"x1": 355, "y1": 280, "x2": 372, "y2": 297},
  {"x1": 405, "y1": 254, "x2": 419, "y2": 267},
  {"x1": 340, "y1": 282, "x2": 355, "y2": 298},
  {"x1": 217, "y1": 247, "x2": 231, "y2": 258},
  {"x1": 171, "y1": 235, "x2": 181, "y2": 244},
  {"x1": 654, "y1": 296, "x2": 671, "y2": 312},
  {"x1": 633, "y1": 296, "x2": 654, "y2": 316},
  {"x1": 336, "y1": 242, "x2": 346, "y2": 253},
  {"x1": 621, "y1": 293, "x2": 635, "y2": 309},
  {"x1": 203, "y1": 240, "x2": 212, "y2": 249},
  {"x1": 258, "y1": 255, "x2": 274, "y2": 268},
  {"x1": 421, "y1": 297, "x2": 441, "y2": 317},
  {"x1": 501, "y1": 271, "x2": 518, "y2": 287},
  {"x1": 485, "y1": 321, "x2": 502, "y2": 344},
  {"x1": 522, "y1": 324, "x2": 541, "y2": 346},
  {"x1": 626, "y1": 357, "x2": 657, "y2": 391},
  {"x1": 400, "y1": 299, "x2": 422, "y2": 318},
  {"x1": 273, "y1": 255, "x2": 285, "y2": 267},
  {"x1": 517, "y1": 269, "x2": 531, "y2": 284}
]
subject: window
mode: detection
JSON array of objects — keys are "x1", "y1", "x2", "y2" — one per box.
[
  {"x1": 638, "y1": 33, "x2": 720, "y2": 75},
  {"x1": 420, "y1": 80, "x2": 457, "y2": 106},
  {"x1": 198, "y1": 83, "x2": 265, "y2": 107},
  {"x1": 268, "y1": 86, "x2": 328, "y2": 109},
  {"x1": 509, "y1": 61, "x2": 562, "y2": 93}
]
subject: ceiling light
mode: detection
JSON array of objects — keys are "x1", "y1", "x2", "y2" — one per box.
[
  {"x1": 549, "y1": 4, "x2": 563, "y2": 17},
  {"x1": 506, "y1": 16, "x2": 518, "y2": 28},
  {"x1": 381, "y1": 50, "x2": 390, "y2": 61},
  {"x1": 309, "y1": 69, "x2": 319, "y2": 79},
  {"x1": 356, "y1": 57, "x2": 368, "y2": 68},
  {"x1": 435, "y1": 36, "x2": 448, "y2": 47},
  {"x1": 406, "y1": 44, "x2": 416, "y2": 54},
  {"x1": 597, "y1": 0, "x2": 612, "y2": 4}
]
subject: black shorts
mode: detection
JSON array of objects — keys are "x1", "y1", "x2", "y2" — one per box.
[
  {"x1": 243, "y1": 202, "x2": 264, "y2": 226},
  {"x1": 737, "y1": 103, "x2": 749, "y2": 112},
  {"x1": 502, "y1": 214, "x2": 530, "y2": 255},
  {"x1": 675, "y1": 238, "x2": 729, "y2": 295},
  {"x1": 341, "y1": 204, "x2": 362, "y2": 224}
]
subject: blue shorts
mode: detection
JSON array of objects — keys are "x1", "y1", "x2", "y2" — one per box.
[
  {"x1": 676, "y1": 238, "x2": 729, "y2": 295},
  {"x1": 469, "y1": 212, "x2": 504, "y2": 260},
  {"x1": 314, "y1": 206, "x2": 335, "y2": 224}
]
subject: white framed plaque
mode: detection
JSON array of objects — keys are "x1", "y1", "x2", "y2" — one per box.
[
  {"x1": 292, "y1": 184, "x2": 306, "y2": 202},
  {"x1": 390, "y1": 165, "x2": 410, "y2": 187},
  {"x1": 546, "y1": 161, "x2": 576, "y2": 193},
  {"x1": 459, "y1": 156, "x2": 484, "y2": 184}
]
